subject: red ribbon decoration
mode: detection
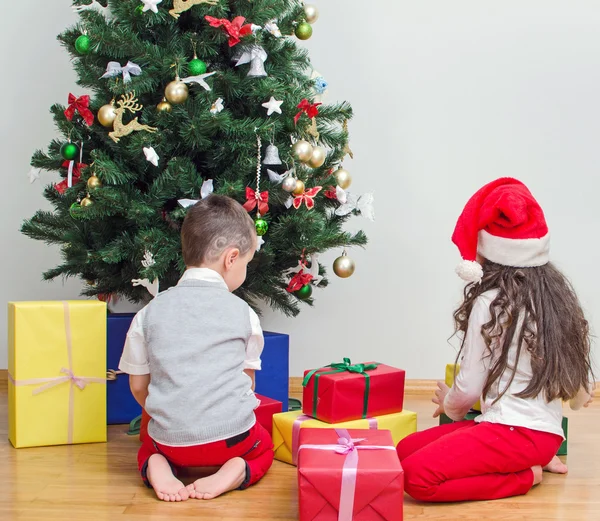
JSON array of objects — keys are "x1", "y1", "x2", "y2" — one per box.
[
  {"x1": 97, "y1": 293, "x2": 116, "y2": 304},
  {"x1": 286, "y1": 269, "x2": 314, "y2": 293},
  {"x1": 293, "y1": 186, "x2": 322, "y2": 210},
  {"x1": 205, "y1": 15, "x2": 253, "y2": 47},
  {"x1": 324, "y1": 186, "x2": 338, "y2": 200},
  {"x1": 294, "y1": 99, "x2": 322, "y2": 125},
  {"x1": 55, "y1": 161, "x2": 87, "y2": 194},
  {"x1": 64, "y1": 93, "x2": 94, "y2": 126},
  {"x1": 242, "y1": 187, "x2": 269, "y2": 215}
]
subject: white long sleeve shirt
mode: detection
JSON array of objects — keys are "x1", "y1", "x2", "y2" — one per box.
[{"x1": 443, "y1": 289, "x2": 566, "y2": 438}]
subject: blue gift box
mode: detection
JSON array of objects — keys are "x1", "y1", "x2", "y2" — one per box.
[
  {"x1": 255, "y1": 332, "x2": 290, "y2": 412},
  {"x1": 107, "y1": 320, "x2": 289, "y2": 423},
  {"x1": 107, "y1": 313, "x2": 141, "y2": 424}
]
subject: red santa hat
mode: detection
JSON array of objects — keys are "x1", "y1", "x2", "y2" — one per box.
[{"x1": 452, "y1": 177, "x2": 550, "y2": 283}]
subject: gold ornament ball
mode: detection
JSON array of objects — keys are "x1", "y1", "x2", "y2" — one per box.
[
  {"x1": 292, "y1": 180, "x2": 305, "y2": 195},
  {"x1": 80, "y1": 196, "x2": 94, "y2": 207},
  {"x1": 291, "y1": 140, "x2": 313, "y2": 162},
  {"x1": 157, "y1": 99, "x2": 173, "y2": 113},
  {"x1": 165, "y1": 80, "x2": 189, "y2": 104},
  {"x1": 333, "y1": 253, "x2": 355, "y2": 278},
  {"x1": 304, "y1": 4, "x2": 319, "y2": 24},
  {"x1": 308, "y1": 146, "x2": 326, "y2": 168},
  {"x1": 282, "y1": 176, "x2": 298, "y2": 193},
  {"x1": 87, "y1": 175, "x2": 102, "y2": 190},
  {"x1": 97, "y1": 103, "x2": 117, "y2": 128},
  {"x1": 335, "y1": 168, "x2": 352, "y2": 189}
]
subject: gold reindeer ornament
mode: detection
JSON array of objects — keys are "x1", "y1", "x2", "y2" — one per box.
[
  {"x1": 108, "y1": 92, "x2": 158, "y2": 143},
  {"x1": 169, "y1": 0, "x2": 219, "y2": 19}
]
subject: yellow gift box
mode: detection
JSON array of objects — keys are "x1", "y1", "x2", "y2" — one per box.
[
  {"x1": 8, "y1": 301, "x2": 107, "y2": 448},
  {"x1": 445, "y1": 364, "x2": 481, "y2": 411},
  {"x1": 273, "y1": 409, "x2": 417, "y2": 466}
]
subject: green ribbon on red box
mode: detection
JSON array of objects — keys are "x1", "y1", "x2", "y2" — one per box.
[{"x1": 302, "y1": 358, "x2": 379, "y2": 420}]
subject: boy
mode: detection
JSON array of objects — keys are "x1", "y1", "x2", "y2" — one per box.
[{"x1": 119, "y1": 195, "x2": 273, "y2": 502}]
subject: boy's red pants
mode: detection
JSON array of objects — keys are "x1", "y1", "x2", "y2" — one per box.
[
  {"x1": 138, "y1": 422, "x2": 274, "y2": 489},
  {"x1": 397, "y1": 420, "x2": 563, "y2": 502}
]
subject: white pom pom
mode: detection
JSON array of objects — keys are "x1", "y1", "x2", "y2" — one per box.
[{"x1": 455, "y1": 260, "x2": 483, "y2": 283}]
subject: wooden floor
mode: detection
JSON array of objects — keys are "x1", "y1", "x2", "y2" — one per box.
[{"x1": 1, "y1": 380, "x2": 598, "y2": 521}]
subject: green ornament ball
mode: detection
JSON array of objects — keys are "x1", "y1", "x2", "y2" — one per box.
[
  {"x1": 295, "y1": 283, "x2": 313, "y2": 300},
  {"x1": 60, "y1": 142, "x2": 79, "y2": 161},
  {"x1": 295, "y1": 22, "x2": 313, "y2": 40},
  {"x1": 135, "y1": 5, "x2": 144, "y2": 14},
  {"x1": 188, "y1": 58, "x2": 207, "y2": 76},
  {"x1": 255, "y1": 218, "x2": 269, "y2": 236},
  {"x1": 74, "y1": 34, "x2": 91, "y2": 54},
  {"x1": 69, "y1": 202, "x2": 80, "y2": 219}
]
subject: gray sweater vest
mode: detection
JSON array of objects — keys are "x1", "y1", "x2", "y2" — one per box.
[{"x1": 142, "y1": 279, "x2": 257, "y2": 445}]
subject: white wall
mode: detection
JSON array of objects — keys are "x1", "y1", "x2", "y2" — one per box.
[{"x1": 2, "y1": 1, "x2": 599, "y2": 378}]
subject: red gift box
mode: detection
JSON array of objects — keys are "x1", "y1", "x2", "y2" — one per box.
[
  {"x1": 303, "y1": 360, "x2": 405, "y2": 423},
  {"x1": 254, "y1": 393, "x2": 283, "y2": 437},
  {"x1": 139, "y1": 393, "x2": 282, "y2": 442},
  {"x1": 298, "y1": 428, "x2": 403, "y2": 521}
]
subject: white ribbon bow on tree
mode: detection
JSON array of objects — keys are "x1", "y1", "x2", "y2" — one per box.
[
  {"x1": 267, "y1": 168, "x2": 294, "y2": 184},
  {"x1": 235, "y1": 46, "x2": 268, "y2": 77},
  {"x1": 177, "y1": 179, "x2": 214, "y2": 208},
  {"x1": 181, "y1": 72, "x2": 217, "y2": 91},
  {"x1": 101, "y1": 61, "x2": 142, "y2": 83},
  {"x1": 335, "y1": 186, "x2": 375, "y2": 221},
  {"x1": 72, "y1": 0, "x2": 113, "y2": 21}
]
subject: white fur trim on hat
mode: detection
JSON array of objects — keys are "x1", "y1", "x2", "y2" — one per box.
[
  {"x1": 455, "y1": 260, "x2": 484, "y2": 283},
  {"x1": 478, "y1": 230, "x2": 550, "y2": 267}
]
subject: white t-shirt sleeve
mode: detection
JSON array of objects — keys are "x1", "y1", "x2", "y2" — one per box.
[
  {"x1": 244, "y1": 308, "x2": 264, "y2": 371},
  {"x1": 444, "y1": 294, "x2": 492, "y2": 421},
  {"x1": 118, "y1": 307, "x2": 151, "y2": 375}
]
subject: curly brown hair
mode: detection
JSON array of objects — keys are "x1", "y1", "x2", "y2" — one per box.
[{"x1": 453, "y1": 261, "x2": 594, "y2": 404}]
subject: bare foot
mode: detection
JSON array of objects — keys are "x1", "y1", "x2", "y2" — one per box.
[
  {"x1": 191, "y1": 457, "x2": 246, "y2": 500},
  {"x1": 543, "y1": 455, "x2": 568, "y2": 474},
  {"x1": 147, "y1": 454, "x2": 190, "y2": 502},
  {"x1": 531, "y1": 465, "x2": 543, "y2": 486}
]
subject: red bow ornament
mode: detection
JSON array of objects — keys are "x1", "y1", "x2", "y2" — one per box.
[
  {"x1": 324, "y1": 186, "x2": 338, "y2": 200},
  {"x1": 293, "y1": 186, "x2": 322, "y2": 210},
  {"x1": 64, "y1": 93, "x2": 94, "y2": 126},
  {"x1": 205, "y1": 15, "x2": 253, "y2": 47},
  {"x1": 294, "y1": 99, "x2": 321, "y2": 125},
  {"x1": 242, "y1": 187, "x2": 269, "y2": 215},
  {"x1": 98, "y1": 293, "x2": 116, "y2": 304},
  {"x1": 286, "y1": 269, "x2": 314, "y2": 293},
  {"x1": 55, "y1": 161, "x2": 87, "y2": 194}
]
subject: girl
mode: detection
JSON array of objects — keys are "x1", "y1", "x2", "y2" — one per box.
[{"x1": 398, "y1": 178, "x2": 594, "y2": 502}]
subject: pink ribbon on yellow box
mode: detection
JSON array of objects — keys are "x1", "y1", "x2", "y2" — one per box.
[
  {"x1": 298, "y1": 428, "x2": 396, "y2": 521},
  {"x1": 291, "y1": 414, "x2": 378, "y2": 465},
  {"x1": 8, "y1": 301, "x2": 106, "y2": 445}
]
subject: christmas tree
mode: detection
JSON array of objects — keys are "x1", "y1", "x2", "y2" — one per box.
[{"x1": 22, "y1": 0, "x2": 371, "y2": 317}]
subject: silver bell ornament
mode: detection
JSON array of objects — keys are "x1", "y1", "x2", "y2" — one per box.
[
  {"x1": 236, "y1": 45, "x2": 268, "y2": 78},
  {"x1": 263, "y1": 144, "x2": 283, "y2": 166},
  {"x1": 282, "y1": 176, "x2": 298, "y2": 193}
]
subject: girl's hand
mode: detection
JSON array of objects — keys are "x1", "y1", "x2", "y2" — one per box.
[{"x1": 432, "y1": 381, "x2": 450, "y2": 418}]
